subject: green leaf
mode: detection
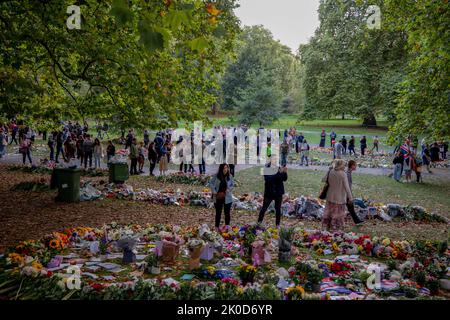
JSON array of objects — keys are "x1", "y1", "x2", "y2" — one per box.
[
  {"x1": 164, "y1": 10, "x2": 192, "y2": 30},
  {"x1": 138, "y1": 20, "x2": 164, "y2": 52},
  {"x1": 188, "y1": 37, "x2": 208, "y2": 52},
  {"x1": 153, "y1": 26, "x2": 172, "y2": 48},
  {"x1": 213, "y1": 25, "x2": 227, "y2": 38},
  {"x1": 110, "y1": 0, "x2": 133, "y2": 26}
]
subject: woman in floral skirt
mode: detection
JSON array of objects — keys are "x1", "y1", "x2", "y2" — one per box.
[{"x1": 321, "y1": 159, "x2": 353, "y2": 231}]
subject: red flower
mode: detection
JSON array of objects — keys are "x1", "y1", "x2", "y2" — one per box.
[
  {"x1": 91, "y1": 283, "x2": 104, "y2": 292},
  {"x1": 47, "y1": 271, "x2": 54, "y2": 277}
]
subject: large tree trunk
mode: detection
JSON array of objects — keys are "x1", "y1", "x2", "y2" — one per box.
[{"x1": 362, "y1": 114, "x2": 377, "y2": 127}]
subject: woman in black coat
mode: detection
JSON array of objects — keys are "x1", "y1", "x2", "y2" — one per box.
[
  {"x1": 257, "y1": 163, "x2": 288, "y2": 228},
  {"x1": 148, "y1": 142, "x2": 158, "y2": 176}
]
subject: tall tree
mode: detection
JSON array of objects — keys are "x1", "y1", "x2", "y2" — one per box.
[
  {"x1": 220, "y1": 25, "x2": 300, "y2": 119},
  {"x1": 384, "y1": 0, "x2": 450, "y2": 141},
  {"x1": 299, "y1": 0, "x2": 408, "y2": 126}
]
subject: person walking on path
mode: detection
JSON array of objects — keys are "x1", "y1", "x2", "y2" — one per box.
[
  {"x1": 143, "y1": 129, "x2": 150, "y2": 148},
  {"x1": 138, "y1": 141, "x2": 146, "y2": 173},
  {"x1": 348, "y1": 136, "x2": 356, "y2": 156},
  {"x1": 55, "y1": 131, "x2": 67, "y2": 163},
  {"x1": 371, "y1": 136, "x2": 380, "y2": 153},
  {"x1": 125, "y1": 130, "x2": 133, "y2": 150},
  {"x1": 154, "y1": 132, "x2": 165, "y2": 161},
  {"x1": 360, "y1": 136, "x2": 367, "y2": 156},
  {"x1": 319, "y1": 130, "x2": 326, "y2": 148},
  {"x1": 9, "y1": 122, "x2": 18, "y2": 145},
  {"x1": 129, "y1": 138, "x2": 139, "y2": 175},
  {"x1": 346, "y1": 160, "x2": 363, "y2": 225},
  {"x1": 334, "y1": 140, "x2": 344, "y2": 159},
  {"x1": 64, "y1": 135, "x2": 76, "y2": 160},
  {"x1": 330, "y1": 131, "x2": 337, "y2": 147},
  {"x1": 199, "y1": 140, "x2": 206, "y2": 175},
  {"x1": 341, "y1": 136, "x2": 347, "y2": 155},
  {"x1": 76, "y1": 135, "x2": 84, "y2": 166},
  {"x1": 257, "y1": 161, "x2": 288, "y2": 228},
  {"x1": 280, "y1": 139, "x2": 289, "y2": 167},
  {"x1": 393, "y1": 151, "x2": 404, "y2": 182},
  {"x1": 412, "y1": 151, "x2": 423, "y2": 183},
  {"x1": 296, "y1": 132, "x2": 304, "y2": 154},
  {"x1": 430, "y1": 142, "x2": 440, "y2": 167},
  {"x1": 82, "y1": 135, "x2": 94, "y2": 169},
  {"x1": 300, "y1": 139, "x2": 310, "y2": 166},
  {"x1": 321, "y1": 159, "x2": 353, "y2": 232},
  {"x1": 106, "y1": 140, "x2": 116, "y2": 162},
  {"x1": 0, "y1": 128, "x2": 7, "y2": 159},
  {"x1": 209, "y1": 164, "x2": 234, "y2": 232},
  {"x1": 421, "y1": 144, "x2": 432, "y2": 173},
  {"x1": 19, "y1": 137, "x2": 33, "y2": 165},
  {"x1": 158, "y1": 141, "x2": 169, "y2": 176},
  {"x1": 148, "y1": 142, "x2": 158, "y2": 176},
  {"x1": 47, "y1": 132, "x2": 55, "y2": 161},
  {"x1": 93, "y1": 138, "x2": 103, "y2": 169}
]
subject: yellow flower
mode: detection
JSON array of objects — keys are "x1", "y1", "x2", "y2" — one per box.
[
  {"x1": 332, "y1": 243, "x2": 339, "y2": 251},
  {"x1": 382, "y1": 238, "x2": 391, "y2": 246},
  {"x1": 391, "y1": 251, "x2": 398, "y2": 259},
  {"x1": 237, "y1": 287, "x2": 244, "y2": 295},
  {"x1": 32, "y1": 261, "x2": 43, "y2": 271},
  {"x1": 358, "y1": 245, "x2": 363, "y2": 252},
  {"x1": 207, "y1": 266, "x2": 216, "y2": 275},
  {"x1": 316, "y1": 248, "x2": 324, "y2": 255},
  {"x1": 8, "y1": 253, "x2": 24, "y2": 265},
  {"x1": 296, "y1": 285, "x2": 305, "y2": 295},
  {"x1": 49, "y1": 239, "x2": 61, "y2": 250}
]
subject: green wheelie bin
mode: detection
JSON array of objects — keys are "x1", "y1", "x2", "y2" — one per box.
[
  {"x1": 108, "y1": 162, "x2": 129, "y2": 183},
  {"x1": 52, "y1": 168, "x2": 81, "y2": 203}
]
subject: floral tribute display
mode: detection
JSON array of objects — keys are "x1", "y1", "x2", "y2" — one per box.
[{"x1": 0, "y1": 223, "x2": 448, "y2": 300}]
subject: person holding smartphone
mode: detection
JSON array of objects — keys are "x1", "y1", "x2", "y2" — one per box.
[
  {"x1": 257, "y1": 160, "x2": 288, "y2": 228},
  {"x1": 209, "y1": 164, "x2": 234, "y2": 232}
]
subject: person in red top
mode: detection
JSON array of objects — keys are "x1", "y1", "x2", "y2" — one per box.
[{"x1": 9, "y1": 121, "x2": 18, "y2": 145}]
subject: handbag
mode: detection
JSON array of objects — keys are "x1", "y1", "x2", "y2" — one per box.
[
  {"x1": 319, "y1": 170, "x2": 331, "y2": 200},
  {"x1": 216, "y1": 192, "x2": 226, "y2": 201}
]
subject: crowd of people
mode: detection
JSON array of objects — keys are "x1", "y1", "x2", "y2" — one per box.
[
  {"x1": 392, "y1": 138, "x2": 448, "y2": 183},
  {"x1": 1, "y1": 119, "x2": 449, "y2": 232}
]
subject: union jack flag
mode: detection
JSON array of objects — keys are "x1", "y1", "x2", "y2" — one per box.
[{"x1": 400, "y1": 144, "x2": 411, "y2": 159}]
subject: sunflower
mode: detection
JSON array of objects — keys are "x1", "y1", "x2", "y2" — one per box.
[
  {"x1": 49, "y1": 239, "x2": 61, "y2": 250},
  {"x1": 32, "y1": 261, "x2": 43, "y2": 271},
  {"x1": 8, "y1": 253, "x2": 24, "y2": 265}
]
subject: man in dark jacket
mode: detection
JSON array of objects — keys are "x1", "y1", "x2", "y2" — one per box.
[{"x1": 257, "y1": 164, "x2": 288, "y2": 227}]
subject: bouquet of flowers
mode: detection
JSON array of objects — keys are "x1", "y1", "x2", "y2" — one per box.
[
  {"x1": 285, "y1": 285, "x2": 305, "y2": 300},
  {"x1": 238, "y1": 264, "x2": 257, "y2": 285},
  {"x1": 187, "y1": 239, "x2": 205, "y2": 270}
]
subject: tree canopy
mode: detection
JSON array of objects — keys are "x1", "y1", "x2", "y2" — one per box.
[
  {"x1": 220, "y1": 26, "x2": 301, "y2": 125},
  {"x1": 0, "y1": 0, "x2": 240, "y2": 130}
]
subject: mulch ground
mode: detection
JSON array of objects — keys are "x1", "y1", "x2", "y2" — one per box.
[{"x1": 0, "y1": 165, "x2": 448, "y2": 253}]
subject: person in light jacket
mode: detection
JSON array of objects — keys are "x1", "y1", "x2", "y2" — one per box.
[
  {"x1": 93, "y1": 138, "x2": 103, "y2": 169},
  {"x1": 209, "y1": 164, "x2": 234, "y2": 232},
  {"x1": 321, "y1": 159, "x2": 353, "y2": 231}
]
